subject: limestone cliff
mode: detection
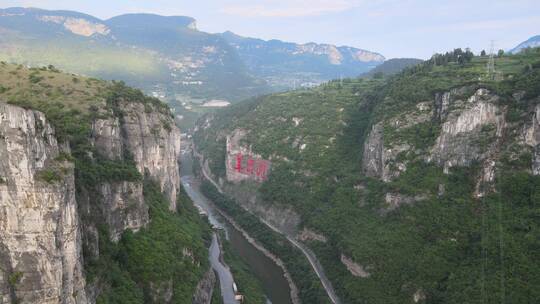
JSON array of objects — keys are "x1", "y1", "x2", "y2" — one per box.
[
  {"x1": 363, "y1": 88, "x2": 507, "y2": 182},
  {"x1": 196, "y1": 128, "x2": 301, "y2": 235},
  {"x1": 0, "y1": 98, "x2": 183, "y2": 303},
  {"x1": 89, "y1": 101, "x2": 181, "y2": 240},
  {"x1": 361, "y1": 86, "x2": 540, "y2": 204},
  {"x1": 523, "y1": 103, "x2": 540, "y2": 174},
  {"x1": 192, "y1": 270, "x2": 216, "y2": 304},
  {"x1": 429, "y1": 89, "x2": 505, "y2": 173},
  {"x1": 93, "y1": 101, "x2": 181, "y2": 210},
  {"x1": 0, "y1": 104, "x2": 87, "y2": 304}
]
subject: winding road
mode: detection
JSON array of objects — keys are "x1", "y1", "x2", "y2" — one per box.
[
  {"x1": 196, "y1": 151, "x2": 342, "y2": 304},
  {"x1": 259, "y1": 218, "x2": 342, "y2": 304}
]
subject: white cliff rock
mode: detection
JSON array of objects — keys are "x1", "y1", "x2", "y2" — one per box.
[
  {"x1": 121, "y1": 103, "x2": 181, "y2": 210},
  {"x1": 92, "y1": 101, "x2": 181, "y2": 212},
  {"x1": 523, "y1": 103, "x2": 540, "y2": 175},
  {"x1": 362, "y1": 123, "x2": 410, "y2": 182},
  {"x1": 429, "y1": 89, "x2": 505, "y2": 173},
  {"x1": 0, "y1": 103, "x2": 87, "y2": 304},
  {"x1": 225, "y1": 129, "x2": 270, "y2": 183},
  {"x1": 340, "y1": 254, "x2": 370, "y2": 278}
]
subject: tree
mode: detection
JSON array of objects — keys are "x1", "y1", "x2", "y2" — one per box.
[
  {"x1": 373, "y1": 71, "x2": 384, "y2": 79},
  {"x1": 481, "y1": 50, "x2": 486, "y2": 56},
  {"x1": 498, "y1": 49, "x2": 505, "y2": 57}
]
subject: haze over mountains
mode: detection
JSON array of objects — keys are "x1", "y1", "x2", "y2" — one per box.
[{"x1": 0, "y1": 7, "x2": 385, "y2": 103}]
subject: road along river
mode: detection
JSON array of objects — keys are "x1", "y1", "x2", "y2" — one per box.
[{"x1": 181, "y1": 152, "x2": 293, "y2": 304}]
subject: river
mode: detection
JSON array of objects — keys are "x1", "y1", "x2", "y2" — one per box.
[{"x1": 181, "y1": 150, "x2": 293, "y2": 304}]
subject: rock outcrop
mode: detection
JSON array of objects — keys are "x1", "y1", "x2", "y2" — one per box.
[
  {"x1": 195, "y1": 132, "x2": 300, "y2": 235},
  {"x1": 192, "y1": 270, "x2": 216, "y2": 304},
  {"x1": 362, "y1": 123, "x2": 386, "y2": 179},
  {"x1": 429, "y1": 89, "x2": 505, "y2": 173},
  {"x1": 97, "y1": 182, "x2": 146, "y2": 241},
  {"x1": 92, "y1": 102, "x2": 181, "y2": 210},
  {"x1": 523, "y1": 103, "x2": 540, "y2": 175},
  {"x1": 0, "y1": 98, "x2": 183, "y2": 303},
  {"x1": 340, "y1": 254, "x2": 370, "y2": 278},
  {"x1": 0, "y1": 104, "x2": 87, "y2": 303},
  {"x1": 225, "y1": 129, "x2": 271, "y2": 183},
  {"x1": 362, "y1": 87, "x2": 512, "y2": 203},
  {"x1": 363, "y1": 88, "x2": 506, "y2": 183},
  {"x1": 297, "y1": 228, "x2": 327, "y2": 243},
  {"x1": 362, "y1": 122, "x2": 410, "y2": 182},
  {"x1": 120, "y1": 102, "x2": 181, "y2": 211},
  {"x1": 90, "y1": 101, "x2": 182, "y2": 241}
]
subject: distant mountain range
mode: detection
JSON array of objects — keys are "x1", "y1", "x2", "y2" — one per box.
[
  {"x1": 220, "y1": 31, "x2": 384, "y2": 88},
  {"x1": 511, "y1": 35, "x2": 540, "y2": 54},
  {"x1": 0, "y1": 7, "x2": 385, "y2": 102}
]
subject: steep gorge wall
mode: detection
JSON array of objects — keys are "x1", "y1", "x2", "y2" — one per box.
[
  {"x1": 362, "y1": 87, "x2": 540, "y2": 202},
  {"x1": 0, "y1": 104, "x2": 87, "y2": 304},
  {"x1": 0, "y1": 100, "x2": 183, "y2": 303},
  {"x1": 196, "y1": 128, "x2": 301, "y2": 235},
  {"x1": 89, "y1": 101, "x2": 181, "y2": 241},
  {"x1": 92, "y1": 102, "x2": 181, "y2": 209},
  {"x1": 523, "y1": 103, "x2": 540, "y2": 174}
]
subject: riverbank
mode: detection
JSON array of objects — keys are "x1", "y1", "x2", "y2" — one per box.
[
  {"x1": 205, "y1": 189, "x2": 301, "y2": 304},
  {"x1": 191, "y1": 147, "x2": 338, "y2": 303},
  {"x1": 218, "y1": 231, "x2": 267, "y2": 304},
  {"x1": 182, "y1": 151, "x2": 294, "y2": 304},
  {"x1": 200, "y1": 180, "x2": 332, "y2": 303}
]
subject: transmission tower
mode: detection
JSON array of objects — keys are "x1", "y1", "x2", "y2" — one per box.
[{"x1": 486, "y1": 40, "x2": 496, "y2": 80}]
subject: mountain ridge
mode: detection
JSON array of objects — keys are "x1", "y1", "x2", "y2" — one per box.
[
  {"x1": 193, "y1": 48, "x2": 540, "y2": 303},
  {"x1": 220, "y1": 30, "x2": 384, "y2": 88},
  {"x1": 0, "y1": 7, "x2": 384, "y2": 101},
  {"x1": 511, "y1": 34, "x2": 540, "y2": 53}
]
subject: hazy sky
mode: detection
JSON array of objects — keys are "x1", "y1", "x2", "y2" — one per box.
[{"x1": 3, "y1": 0, "x2": 540, "y2": 58}]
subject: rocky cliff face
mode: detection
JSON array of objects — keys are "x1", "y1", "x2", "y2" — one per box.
[
  {"x1": 523, "y1": 103, "x2": 540, "y2": 174},
  {"x1": 119, "y1": 102, "x2": 181, "y2": 210},
  {"x1": 93, "y1": 102, "x2": 181, "y2": 210},
  {"x1": 362, "y1": 87, "x2": 540, "y2": 202},
  {"x1": 0, "y1": 99, "x2": 183, "y2": 303},
  {"x1": 225, "y1": 129, "x2": 270, "y2": 183},
  {"x1": 219, "y1": 129, "x2": 300, "y2": 234},
  {"x1": 363, "y1": 88, "x2": 509, "y2": 183},
  {"x1": 0, "y1": 104, "x2": 87, "y2": 304},
  {"x1": 89, "y1": 101, "x2": 181, "y2": 240},
  {"x1": 429, "y1": 89, "x2": 506, "y2": 173},
  {"x1": 192, "y1": 270, "x2": 216, "y2": 304}
]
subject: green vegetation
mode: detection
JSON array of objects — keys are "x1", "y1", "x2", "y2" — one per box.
[
  {"x1": 195, "y1": 48, "x2": 540, "y2": 303},
  {"x1": 221, "y1": 232, "x2": 266, "y2": 304},
  {"x1": 211, "y1": 276, "x2": 223, "y2": 304},
  {"x1": 0, "y1": 63, "x2": 210, "y2": 303},
  {"x1": 201, "y1": 181, "x2": 331, "y2": 303},
  {"x1": 8, "y1": 271, "x2": 23, "y2": 287},
  {"x1": 0, "y1": 17, "x2": 268, "y2": 104},
  {"x1": 36, "y1": 168, "x2": 64, "y2": 184},
  {"x1": 90, "y1": 182, "x2": 211, "y2": 303},
  {"x1": 360, "y1": 58, "x2": 423, "y2": 78}
]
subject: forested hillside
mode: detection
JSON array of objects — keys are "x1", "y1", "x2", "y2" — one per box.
[
  {"x1": 194, "y1": 48, "x2": 540, "y2": 303},
  {"x1": 0, "y1": 62, "x2": 211, "y2": 303}
]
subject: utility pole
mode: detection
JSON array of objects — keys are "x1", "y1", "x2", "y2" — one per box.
[{"x1": 486, "y1": 40, "x2": 496, "y2": 80}]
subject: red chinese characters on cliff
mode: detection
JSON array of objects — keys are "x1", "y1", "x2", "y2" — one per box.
[{"x1": 233, "y1": 152, "x2": 270, "y2": 181}]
